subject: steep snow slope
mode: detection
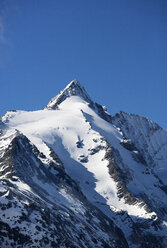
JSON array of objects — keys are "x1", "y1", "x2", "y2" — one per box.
[
  {"x1": 1, "y1": 80, "x2": 167, "y2": 247},
  {"x1": 0, "y1": 129, "x2": 127, "y2": 248},
  {"x1": 112, "y1": 111, "x2": 167, "y2": 185}
]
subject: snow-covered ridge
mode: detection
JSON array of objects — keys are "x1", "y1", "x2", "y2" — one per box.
[
  {"x1": 111, "y1": 111, "x2": 167, "y2": 174},
  {"x1": 46, "y1": 80, "x2": 93, "y2": 110}
]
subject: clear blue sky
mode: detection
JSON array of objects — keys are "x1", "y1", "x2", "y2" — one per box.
[{"x1": 0, "y1": 0, "x2": 167, "y2": 128}]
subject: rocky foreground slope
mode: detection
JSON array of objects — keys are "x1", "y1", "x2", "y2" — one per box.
[{"x1": 0, "y1": 80, "x2": 167, "y2": 247}]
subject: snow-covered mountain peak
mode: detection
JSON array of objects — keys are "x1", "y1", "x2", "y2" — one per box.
[
  {"x1": 46, "y1": 80, "x2": 93, "y2": 110},
  {"x1": 1, "y1": 80, "x2": 167, "y2": 247}
]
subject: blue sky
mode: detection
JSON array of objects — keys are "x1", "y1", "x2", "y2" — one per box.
[{"x1": 0, "y1": 0, "x2": 166, "y2": 128}]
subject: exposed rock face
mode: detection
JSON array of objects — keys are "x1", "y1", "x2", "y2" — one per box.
[{"x1": 1, "y1": 80, "x2": 167, "y2": 247}]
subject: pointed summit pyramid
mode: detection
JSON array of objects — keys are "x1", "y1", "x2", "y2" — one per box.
[{"x1": 46, "y1": 80, "x2": 93, "y2": 110}]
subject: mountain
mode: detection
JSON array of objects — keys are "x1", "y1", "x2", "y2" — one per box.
[{"x1": 0, "y1": 80, "x2": 167, "y2": 248}]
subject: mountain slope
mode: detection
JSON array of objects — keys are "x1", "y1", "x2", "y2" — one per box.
[
  {"x1": 0, "y1": 129, "x2": 127, "y2": 248},
  {"x1": 1, "y1": 80, "x2": 167, "y2": 247}
]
